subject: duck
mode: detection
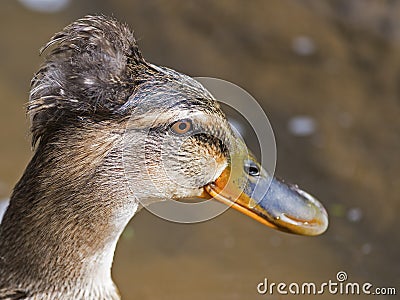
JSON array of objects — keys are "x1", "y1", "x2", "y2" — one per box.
[{"x1": 0, "y1": 15, "x2": 328, "y2": 300}]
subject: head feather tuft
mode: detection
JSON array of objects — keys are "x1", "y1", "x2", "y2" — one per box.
[{"x1": 29, "y1": 15, "x2": 147, "y2": 145}]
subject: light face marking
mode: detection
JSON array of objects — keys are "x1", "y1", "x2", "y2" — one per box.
[{"x1": 84, "y1": 78, "x2": 95, "y2": 85}]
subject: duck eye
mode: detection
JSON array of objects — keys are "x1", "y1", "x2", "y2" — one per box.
[{"x1": 170, "y1": 119, "x2": 193, "y2": 135}]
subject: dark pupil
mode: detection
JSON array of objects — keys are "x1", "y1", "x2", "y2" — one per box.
[
  {"x1": 178, "y1": 122, "x2": 187, "y2": 130},
  {"x1": 249, "y1": 166, "x2": 259, "y2": 176},
  {"x1": 245, "y1": 163, "x2": 260, "y2": 176}
]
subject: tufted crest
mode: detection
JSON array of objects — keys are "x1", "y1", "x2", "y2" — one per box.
[{"x1": 28, "y1": 15, "x2": 148, "y2": 145}]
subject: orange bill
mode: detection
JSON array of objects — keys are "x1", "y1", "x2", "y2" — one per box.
[{"x1": 204, "y1": 156, "x2": 328, "y2": 236}]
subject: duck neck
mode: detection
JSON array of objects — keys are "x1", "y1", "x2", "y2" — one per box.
[{"x1": 0, "y1": 124, "x2": 137, "y2": 298}]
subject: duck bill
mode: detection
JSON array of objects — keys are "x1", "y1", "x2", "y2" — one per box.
[{"x1": 204, "y1": 156, "x2": 328, "y2": 236}]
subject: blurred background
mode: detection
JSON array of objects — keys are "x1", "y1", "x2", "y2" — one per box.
[{"x1": 0, "y1": 0, "x2": 399, "y2": 299}]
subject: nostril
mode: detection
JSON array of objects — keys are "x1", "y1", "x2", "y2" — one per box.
[{"x1": 244, "y1": 162, "x2": 260, "y2": 177}]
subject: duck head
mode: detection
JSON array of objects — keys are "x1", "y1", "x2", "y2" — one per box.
[
  {"x1": 29, "y1": 15, "x2": 328, "y2": 236},
  {"x1": 120, "y1": 71, "x2": 328, "y2": 236}
]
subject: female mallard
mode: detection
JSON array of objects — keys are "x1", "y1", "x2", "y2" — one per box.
[{"x1": 0, "y1": 15, "x2": 328, "y2": 300}]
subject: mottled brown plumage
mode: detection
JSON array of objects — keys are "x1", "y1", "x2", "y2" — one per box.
[{"x1": 0, "y1": 14, "x2": 328, "y2": 300}]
